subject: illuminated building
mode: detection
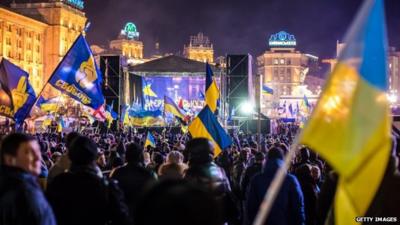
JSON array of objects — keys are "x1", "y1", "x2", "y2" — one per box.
[
  {"x1": 257, "y1": 31, "x2": 319, "y2": 117},
  {"x1": 257, "y1": 31, "x2": 318, "y2": 96},
  {"x1": 0, "y1": 0, "x2": 86, "y2": 92},
  {"x1": 323, "y1": 42, "x2": 400, "y2": 101},
  {"x1": 109, "y1": 22, "x2": 144, "y2": 62},
  {"x1": 184, "y1": 32, "x2": 214, "y2": 63},
  {"x1": 92, "y1": 22, "x2": 145, "y2": 66}
]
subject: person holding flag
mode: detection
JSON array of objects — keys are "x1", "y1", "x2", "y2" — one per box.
[
  {"x1": 251, "y1": 1, "x2": 394, "y2": 225},
  {"x1": 0, "y1": 59, "x2": 36, "y2": 129},
  {"x1": 205, "y1": 63, "x2": 220, "y2": 113}
]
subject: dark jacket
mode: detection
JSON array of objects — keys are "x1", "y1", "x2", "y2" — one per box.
[
  {"x1": 246, "y1": 159, "x2": 305, "y2": 225},
  {"x1": 240, "y1": 162, "x2": 263, "y2": 197},
  {"x1": 185, "y1": 162, "x2": 239, "y2": 225},
  {"x1": 111, "y1": 163, "x2": 156, "y2": 219},
  {"x1": 0, "y1": 166, "x2": 56, "y2": 225},
  {"x1": 46, "y1": 165, "x2": 132, "y2": 225}
]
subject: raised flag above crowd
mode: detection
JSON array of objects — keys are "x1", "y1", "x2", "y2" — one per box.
[
  {"x1": 44, "y1": 34, "x2": 105, "y2": 111},
  {"x1": 0, "y1": 59, "x2": 36, "y2": 126},
  {"x1": 205, "y1": 63, "x2": 220, "y2": 113},
  {"x1": 299, "y1": 0, "x2": 391, "y2": 224}
]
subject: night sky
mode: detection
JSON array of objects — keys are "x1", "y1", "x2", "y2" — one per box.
[{"x1": 85, "y1": 0, "x2": 400, "y2": 60}]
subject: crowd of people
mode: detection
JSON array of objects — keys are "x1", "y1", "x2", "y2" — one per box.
[{"x1": 0, "y1": 124, "x2": 399, "y2": 225}]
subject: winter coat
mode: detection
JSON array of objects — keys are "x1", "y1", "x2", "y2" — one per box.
[
  {"x1": 111, "y1": 163, "x2": 156, "y2": 220},
  {"x1": 46, "y1": 165, "x2": 132, "y2": 225},
  {"x1": 246, "y1": 159, "x2": 306, "y2": 225},
  {"x1": 0, "y1": 166, "x2": 56, "y2": 225}
]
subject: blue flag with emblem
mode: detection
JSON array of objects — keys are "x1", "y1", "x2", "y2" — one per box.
[
  {"x1": 0, "y1": 59, "x2": 36, "y2": 125},
  {"x1": 47, "y1": 34, "x2": 104, "y2": 110}
]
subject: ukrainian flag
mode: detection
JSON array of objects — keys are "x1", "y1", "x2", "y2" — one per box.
[
  {"x1": 129, "y1": 109, "x2": 165, "y2": 127},
  {"x1": 299, "y1": 1, "x2": 391, "y2": 224},
  {"x1": 189, "y1": 106, "x2": 232, "y2": 156},
  {"x1": 262, "y1": 85, "x2": 274, "y2": 95},
  {"x1": 144, "y1": 131, "x2": 156, "y2": 148},
  {"x1": 164, "y1": 96, "x2": 184, "y2": 120},
  {"x1": 205, "y1": 63, "x2": 220, "y2": 113}
]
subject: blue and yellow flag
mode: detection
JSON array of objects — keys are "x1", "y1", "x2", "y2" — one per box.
[
  {"x1": 144, "y1": 131, "x2": 156, "y2": 148},
  {"x1": 164, "y1": 96, "x2": 185, "y2": 120},
  {"x1": 189, "y1": 106, "x2": 232, "y2": 156},
  {"x1": 262, "y1": 85, "x2": 274, "y2": 95},
  {"x1": 129, "y1": 109, "x2": 165, "y2": 127},
  {"x1": 36, "y1": 96, "x2": 60, "y2": 112},
  {"x1": 205, "y1": 63, "x2": 219, "y2": 113},
  {"x1": 57, "y1": 116, "x2": 65, "y2": 133},
  {"x1": 0, "y1": 59, "x2": 36, "y2": 125},
  {"x1": 105, "y1": 101, "x2": 118, "y2": 128},
  {"x1": 299, "y1": 0, "x2": 390, "y2": 224},
  {"x1": 47, "y1": 34, "x2": 104, "y2": 110}
]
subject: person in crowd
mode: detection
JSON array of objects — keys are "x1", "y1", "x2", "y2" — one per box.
[
  {"x1": 158, "y1": 150, "x2": 187, "y2": 179},
  {"x1": 46, "y1": 135, "x2": 132, "y2": 225},
  {"x1": 135, "y1": 180, "x2": 223, "y2": 225},
  {"x1": 184, "y1": 138, "x2": 239, "y2": 225},
  {"x1": 0, "y1": 133, "x2": 56, "y2": 225},
  {"x1": 47, "y1": 132, "x2": 79, "y2": 183},
  {"x1": 147, "y1": 151, "x2": 165, "y2": 174},
  {"x1": 295, "y1": 164, "x2": 318, "y2": 225},
  {"x1": 231, "y1": 148, "x2": 250, "y2": 195},
  {"x1": 246, "y1": 147, "x2": 305, "y2": 225},
  {"x1": 111, "y1": 142, "x2": 157, "y2": 222},
  {"x1": 240, "y1": 151, "x2": 265, "y2": 197}
]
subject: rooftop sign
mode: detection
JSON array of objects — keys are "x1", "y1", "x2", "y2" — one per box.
[
  {"x1": 269, "y1": 31, "x2": 296, "y2": 47},
  {"x1": 65, "y1": 0, "x2": 84, "y2": 10},
  {"x1": 121, "y1": 22, "x2": 140, "y2": 39}
]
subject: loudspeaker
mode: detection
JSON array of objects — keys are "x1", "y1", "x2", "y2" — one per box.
[
  {"x1": 100, "y1": 55, "x2": 121, "y2": 114},
  {"x1": 226, "y1": 54, "x2": 254, "y2": 115}
]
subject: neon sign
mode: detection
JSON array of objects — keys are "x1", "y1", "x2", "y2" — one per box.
[
  {"x1": 65, "y1": 0, "x2": 84, "y2": 9},
  {"x1": 269, "y1": 31, "x2": 296, "y2": 47},
  {"x1": 121, "y1": 22, "x2": 140, "y2": 39}
]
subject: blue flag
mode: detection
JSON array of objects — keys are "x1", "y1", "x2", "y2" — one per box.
[
  {"x1": 0, "y1": 59, "x2": 36, "y2": 124},
  {"x1": 47, "y1": 34, "x2": 104, "y2": 110}
]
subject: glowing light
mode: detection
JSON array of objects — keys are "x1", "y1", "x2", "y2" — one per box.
[{"x1": 240, "y1": 102, "x2": 254, "y2": 115}]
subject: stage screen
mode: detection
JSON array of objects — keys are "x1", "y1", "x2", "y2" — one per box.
[{"x1": 141, "y1": 76, "x2": 210, "y2": 113}]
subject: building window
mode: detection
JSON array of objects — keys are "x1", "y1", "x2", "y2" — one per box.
[
  {"x1": 7, "y1": 51, "x2": 11, "y2": 58},
  {"x1": 280, "y1": 68, "x2": 285, "y2": 75},
  {"x1": 6, "y1": 37, "x2": 11, "y2": 45},
  {"x1": 287, "y1": 68, "x2": 291, "y2": 74},
  {"x1": 273, "y1": 59, "x2": 279, "y2": 65},
  {"x1": 7, "y1": 24, "x2": 11, "y2": 32},
  {"x1": 36, "y1": 34, "x2": 41, "y2": 41},
  {"x1": 280, "y1": 59, "x2": 285, "y2": 64},
  {"x1": 287, "y1": 59, "x2": 291, "y2": 65}
]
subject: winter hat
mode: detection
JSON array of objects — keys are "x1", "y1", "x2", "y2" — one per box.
[{"x1": 68, "y1": 136, "x2": 99, "y2": 165}]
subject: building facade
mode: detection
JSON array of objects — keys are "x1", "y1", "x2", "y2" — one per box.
[
  {"x1": 323, "y1": 42, "x2": 400, "y2": 104},
  {"x1": 183, "y1": 32, "x2": 214, "y2": 63},
  {"x1": 257, "y1": 31, "x2": 318, "y2": 96},
  {"x1": 0, "y1": 0, "x2": 86, "y2": 92}
]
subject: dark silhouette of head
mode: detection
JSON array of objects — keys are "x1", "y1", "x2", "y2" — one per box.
[
  {"x1": 125, "y1": 142, "x2": 144, "y2": 165},
  {"x1": 185, "y1": 138, "x2": 214, "y2": 165}
]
